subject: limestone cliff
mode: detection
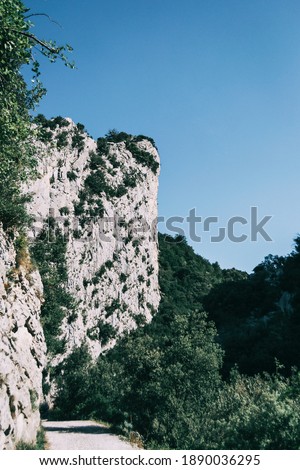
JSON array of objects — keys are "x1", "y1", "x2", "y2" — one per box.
[
  {"x1": 0, "y1": 117, "x2": 160, "y2": 449},
  {"x1": 0, "y1": 228, "x2": 46, "y2": 449},
  {"x1": 27, "y1": 118, "x2": 160, "y2": 360}
]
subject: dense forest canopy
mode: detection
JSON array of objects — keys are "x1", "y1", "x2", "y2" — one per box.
[{"x1": 54, "y1": 233, "x2": 300, "y2": 449}]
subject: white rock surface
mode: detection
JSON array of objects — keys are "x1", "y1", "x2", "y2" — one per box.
[
  {"x1": 0, "y1": 227, "x2": 46, "y2": 449},
  {"x1": 27, "y1": 120, "x2": 160, "y2": 360}
]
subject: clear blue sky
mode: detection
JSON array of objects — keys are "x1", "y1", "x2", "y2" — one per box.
[{"x1": 25, "y1": 0, "x2": 300, "y2": 272}]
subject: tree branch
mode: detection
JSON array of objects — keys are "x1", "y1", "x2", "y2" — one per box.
[
  {"x1": 9, "y1": 29, "x2": 59, "y2": 54},
  {"x1": 24, "y1": 13, "x2": 61, "y2": 28}
]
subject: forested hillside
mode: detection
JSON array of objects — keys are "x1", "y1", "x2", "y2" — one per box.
[
  {"x1": 204, "y1": 237, "x2": 300, "y2": 376},
  {"x1": 54, "y1": 234, "x2": 300, "y2": 449}
]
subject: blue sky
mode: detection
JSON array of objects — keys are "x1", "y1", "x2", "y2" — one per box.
[{"x1": 25, "y1": 0, "x2": 300, "y2": 272}]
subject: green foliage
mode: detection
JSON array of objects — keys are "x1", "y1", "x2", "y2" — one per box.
[
  {"x1": 0, "y1": 1, "x2": 73, "y2": 230},
  {"x1": 126, "y1": 141, "x2": 159, "y2": 174},
  {"x1": 158, "y1": 233, "x2": 242, "y2": 314},
  {"x1": 133, "y1": 134, "x2": 157, "y2": 148},
  {"x1": 85, "y1": 171, "x2": 109, "y2": 196},
  {"x1": 14, "y1": 232, "x2": 28, "y2": 267},
  {"x1": 72, "y1": 126, "x2": 85, "y2": 153},
  {"x1": 52, "y1": 232, "x2": 300, "y2": 449},
  {"x1": 54, "y1": 344, "x2": 94, "y2": 419},
  {"x1": 59, "y1": 206, "x2": 70, "y2": 216},
  {"x1": 67, "y1": 170, "x2": 78, "y2": 181},
  {"x1": 202, "y1": 369, "x2": 300, "y2": 450},
  {"x1": 93, "y1": 265, "x2": 106, "y2": 280},
  {"x1": 105, "y1": 129, "x2": 132, "y2": 143},
  {"x1": 123, "y1": 171, "x2": 138, "y2": 188},
  {"x1": 76, "y1": 122, "x2": 85, "y2": 132},
  {"x1": 30, "y1": 223, "x2": 76, "y2": 355},
  {"x1": 97, "y1": 320, "x2": 116, "y2": 345},
  {"x1": 204, "y1": 245, "x2": 300, "y2": 376},
  {"x1": 105, "y1": 260, "x2": 113, "y2": 269},
  {"x1": 84, "y1": 168, "x2": 128, "y2": 201},
  {"x1": 56, "y1": 130, "x2": 69, "y2": 149},
  {"x1": 96, "y1": 137, "x2": 109, "y2": 155},
  {"x1": 89, "y1": 152, "x2": 105, "y2": 170},
  {"x1": 119, "y1": 273, "x2": 127, "y2": 283},
  {"x1": 105, "y1": 299, "x2": 120, "y2": 318},
  {"x1": 33, "y1": 114, "x2": 70, "y2": 131}
]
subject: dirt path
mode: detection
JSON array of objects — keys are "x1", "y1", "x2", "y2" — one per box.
[{"x1": 44, "y1": 420, "x2": 136, "y2": 450}]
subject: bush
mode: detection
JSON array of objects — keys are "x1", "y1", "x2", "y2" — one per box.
[
  {"x1": 126, "y1": 142, "x2": 159, "y2": 174},
  {"x1": 59, "y1": 206, "x2": 70, "y2": 215},
  {"x1": 98, "y1": 320, "x2": 117, "y2": 345},
  {"x1": 67, "y1": 170, "x2": 78, "y2": 181},
  {"x1": 0, "y1": 186, "x2": 32, "y2": 230},
  {"x1": 133, "y1": 134, "x2": 157, "y2": 148},
  {"x1": 30, "y1": 224, "x2": 76, "y2": 355},
  {"x1": 56, "y1": 131, "x2": 69, "y2": 149},
  {"x1": 105, "y1": 129, "x2": 132, "y2": 143},
  {"x1": 201, "y1": 369, "x2": 300, "y2": 450},
  {"x1": 72, "y1": 129, "x2": 85, "y2": 153}
]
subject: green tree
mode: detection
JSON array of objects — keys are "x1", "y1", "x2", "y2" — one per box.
[
  {"x1": 203, "y1": 369, "x2": 300, "y2": 450},
  {"x1": 0, "y1": 0, "x2": 73, "y2": 229}
]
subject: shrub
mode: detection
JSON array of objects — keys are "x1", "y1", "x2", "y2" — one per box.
[
  {"x1": 89, "y1": 153, "x2": 105, "y2": 170},
  {"x1": 124, "y1": 172, "x2": 138, "y2": 188},
  {"x1": 105, "y1": 129, "x2": 132, "y2": 143},
  {"x1": 97, "y1": 137, "x2": 109, "y2": 155},
  {"x1": 133, "y1": 134, "x2": 157, "y2": 148},
  {"x1": 108, "y1": 154, "x2": 120, "y2": 168},
  {"x1": 105, "y1": 299, "x2": 120, "y2": 318},
  {"x1": 52, "y1": 116, "x2": 70, "y2": 128},
  {"x1": 67, "y1": 170, "x2": 78, "y2": 181},
  {"x1": 72, "y1": 129, "x2": 85, "y2": 153},
  {"x1": 59, "y1": 206, "x2": 70, "y2": 216},
  {"x1": 30, "y1": 224, "x2": 76, "y2": 355},
  {"x1": 76, "y1": 122, "x2": 85, "y2": 132},
  {"x1": 99, "y1": 320, "x2": 117, "y2": 345},
  {"x1": 126, "y1": 142, "x2": 159, "y2": 174},
  {"x1": 56, "y1": 131, "x2": 69, "y2": 149}
]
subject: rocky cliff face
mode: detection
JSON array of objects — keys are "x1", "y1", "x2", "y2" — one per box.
[
  {"x1": 0, "y1": 117, "x2": 160, "y2": 449},
  {"x1": 0, "y1": 228, "x2": 46, "y2": 449},
  {"x1": 27, "y1": 119, "x2": 160, "y2": 360}
]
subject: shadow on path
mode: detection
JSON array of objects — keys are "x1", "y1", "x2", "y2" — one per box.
[{"x1": 44, "y1": 424, "x2": 110, "y2": 435}]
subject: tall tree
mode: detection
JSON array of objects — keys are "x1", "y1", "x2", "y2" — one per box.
[{"x1": 0, "y1": 0, "x2": 73, "y2": 229}]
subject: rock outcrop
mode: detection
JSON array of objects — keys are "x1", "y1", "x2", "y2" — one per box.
[
  {"x1": 0, "y1": 228, "x2": 46, "y2": 449},
  {"x1": 27, "y1": 119, "x2": 160, "y2": 360}
]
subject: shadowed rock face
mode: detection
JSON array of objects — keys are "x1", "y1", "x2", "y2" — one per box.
[
  {"x1": 27, "y1": 120, "x2": 160, "y2": 362},
  {"x1": 0, "y1": 228, "x2": 46, "y2": 449}
]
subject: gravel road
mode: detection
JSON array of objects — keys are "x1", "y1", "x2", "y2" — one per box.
[{"x1": 44, "y1": 420, "x2": 136, "y2": 450}]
